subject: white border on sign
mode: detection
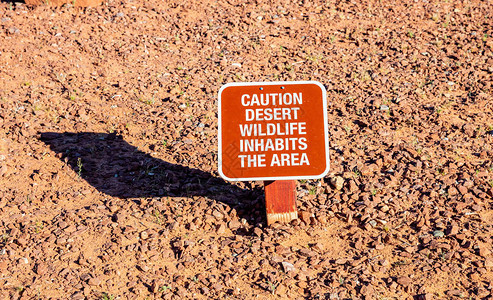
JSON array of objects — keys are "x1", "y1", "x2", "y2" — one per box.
[{"x1": 218, "y1": 81, "x2": 330, "y2": 182}]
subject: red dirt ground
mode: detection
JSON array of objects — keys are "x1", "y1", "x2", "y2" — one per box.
[{"x1": 0, "y1": 0, "x2": 492, "y2": 299}]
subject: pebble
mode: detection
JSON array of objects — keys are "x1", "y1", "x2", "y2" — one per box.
[
  {"x1": 281, "y1": 261, "x2": 296, "y2": 273},
  {"x1": 330, "y1": 176, "x2": 345, "y2": 190},
  {"x1": 212, "y1": 210, "x2": 224, "y2": 220},
  {"x1": 485, "y1": 258, "x2": 493, "y2": 269},
  {"x1": 88, "y1": 277, "x2": 102, "y2": 286},
  {"x1": 71, "y1": 292, "x2": 84, "y2": 300},
  {"x1": 415, "y1": 293, "x2": 434, "y2": 300},
  {"x1": 299, "y1": 249, "x2": 315, "y2": 257},
  {"x1": 311, "y1": 243, "x2": 324, "y2": 252},
  {"x1": 8, "y1": 27, "x2": 20, "y2": 34},
  {"x1": 35, "y1": 262, "x2": 48, "y2": 275},
  {"x1": 397, "y1": 276, "x2": 412, "y2": 286},
  {"x1": 447, "y1": 224, "x2": 459, "y2": 235},
  {"x1": 228, "y1": 219, "x2": 242, "y2": 230},
  {"x1": 18, "y1": 257, "x2": 29, "y2": 265},
  {"x1": 299, "y1": 211, "x2": 312, "y2": 223},
  {"x1": 216, "y1": 224, "x2": 226, "y2": 234},
  {"x1": 0, "y1": 165, "x2": 7, "y2": 176},
  {"x1": 433, "y1": 230, "x2": 445, "y2": 237}
]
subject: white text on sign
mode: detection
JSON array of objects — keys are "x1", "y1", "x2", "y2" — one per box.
[{"x1": 237, "y1": 92, "x2": 310, "y2": 168}]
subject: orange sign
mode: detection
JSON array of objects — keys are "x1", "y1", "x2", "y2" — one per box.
[{"x1": 218, "y1": 81, "x2": 329, "y2": 181}]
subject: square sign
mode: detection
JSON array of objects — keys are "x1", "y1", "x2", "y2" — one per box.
[{"x1": 218, "y1": 81, "x2": 329, "y2": 181}]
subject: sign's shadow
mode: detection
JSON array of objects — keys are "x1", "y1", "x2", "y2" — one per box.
[{"x1": 40, "y1": 132, "x2": 262, "y2": 222}]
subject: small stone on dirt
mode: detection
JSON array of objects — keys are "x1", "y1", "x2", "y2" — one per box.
[
  {"x1": 485, "y1": 258, "x2": 493, "y2": 268},
  {"x1": 330, "y1": 176, "x2": 344, "y2": 190},
  {"x1": 433, "y1": 230, "x2": 445, "y2": 237},
  {"x1": 281, "y1": 261, "x2": 296, "y2": 273},
  {"x1": 397, "y1": 276, "x2": 412, "y2": 286}
]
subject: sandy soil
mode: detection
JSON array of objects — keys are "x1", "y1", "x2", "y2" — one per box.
[{"x1": 0, "y1": 0, "x2": 492, "y2": 299}]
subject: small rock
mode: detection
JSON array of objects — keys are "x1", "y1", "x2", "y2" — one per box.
[
  {"x1": 397, "y1": 276, "x2": 412, "y2": 286},
  {"x1": 71, "y1": 292, "x2": 84, "y2": 300},
  {"x1": 380, "y1": 105, "x2": 389, "y2": 111},
  {"x1": 228, "y1": 219, "x2": 242, "y2": 230},
  {"x1": 281, "y1": 261, "x2": 296, "y2": 273},
  {"x1": 477, "y1": 287, "x2": 491, "y2": 298},
  {"x1": 211, "y1": 283, "x2": 224, "y2": 291},
  {"x1": 0, "y1": 165, "x2": 7, "y2": 177},
  {"x1": 299, "y1": 211, "x2": 312, "y2": 223},
  {"x1": 404, "y1": 246, "x2": 415, "y2": 253},
  {"x1": 448, "y1": 186, "x2": 458, "y2": 196},
  {"x1": 299, "y1": 248, "x2": 315, "y2": 257},
  {"x1": 375, "y1": 244, "x2": 385, "y2": 250},
  {"x1": 0, "y1": 260, "x2": 8, "y2": 272},
  {"x1": 35, "y1": 262, "x2": 47, "y2": 275},
  {"x1": 316, "y1": 214, "x2": 328, "y2": 224},
  {"x1": 349, "y1": 180, "x2": 358, "y2": 193},
  {"x1": 447, "y1": 224, "x2": 459, "y2": 235},
  {"x1": 446, "y1": 289, "x2": 463, "y2": 297},
  {"x1": 458, "y1": 185, "x2": 468, "y2": 195},
  {"x1": 360, "y1": 284, "x2": 374, "y2": 297},
  {"x1": 415, "y1": 293, "x2": 434, "y2": 300},
  {"x1": 140, "y1": 231, "x2": 148, "y2": 240},
  {"x1": 16, "y1": 237, "x2": 28, "y2": 247},
  {"x1": 88, "y1": 277, "x2": 101, "y2": 286},
  {"x1": 311, "y1": 243, "x2": 324, "y2": 252},
  {"x1": 201, "y1": 286, "x2": 210, "y2": 295},
  {"x1": 462, "y1": 124, "x2": 475, "y2": 137},
  {"x1": 216, "y1": 224, "x2": 226, "y2": 234},
  {"x1": 138, "y1": 264, "x2": 149, "y2": 272},
  {"x1": 433, "y1": 230, "x2": 445, "y2": 237},
  {"x1": 151, "y1": 279, "x2": 166, "y2": 293},
  {"x1": 330, "y1": 176, "x2": 344, "y2": 190},
  {"x1": 80, "y1": 273, "x2": 91, "y2": 281},
  {"x1": 8, "y1": 27, "x2": 20, "y2": 34},
  {"x1": 212, "y1": 210, "x2": 224, "y2": 220},
  {"x1": 485, "y1": 258, "x2": 493, "y2": 268},
  {"x1": 380, "y1": 205, "x2": 390, "y2": 212},
  {"x1": 479, "y1": 246, "x2": 491, "y2": 257},
  {"x1": 469, "y1": 272, "x2": 481, "y2": 281},
  {"x1": 19, "y1": 257, "x2": 29, "y2": 265},
  {"x1": 360, "y1": 164, "x2": 377, "y2": 176},
  {"x1": 253, "y1": 227, "x2": 262, "y2": 237}
]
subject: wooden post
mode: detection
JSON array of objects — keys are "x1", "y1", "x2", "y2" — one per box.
[{"x1": 264, "y1": 180, "x2": 298, "y2": 225}]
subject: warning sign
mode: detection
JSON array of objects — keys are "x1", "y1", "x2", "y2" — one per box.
[{"x1": 218, "y1": 81, "x2": 329, "y2": 181}]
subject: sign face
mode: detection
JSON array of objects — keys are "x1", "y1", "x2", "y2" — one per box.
[{"x1": 218, "y1": 81, "x2": 329, "y2": 181}]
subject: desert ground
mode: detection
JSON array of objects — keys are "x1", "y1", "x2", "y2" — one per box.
[{"x1": 0, "y1": 0, "x2": 492, "y2": 299}]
